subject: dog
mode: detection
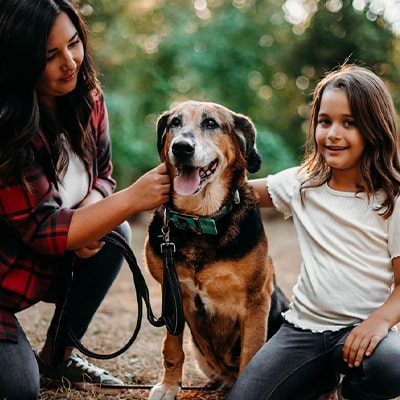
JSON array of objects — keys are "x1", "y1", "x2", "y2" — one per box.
[{"x1": 144, "y1": 101, "x2": 288, "y2": 400}]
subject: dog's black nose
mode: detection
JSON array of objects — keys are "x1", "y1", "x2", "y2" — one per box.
[{"x1": 172, "y1": 140, "x2": 195, "y2": 159}]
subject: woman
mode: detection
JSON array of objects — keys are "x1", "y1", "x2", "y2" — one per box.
[{"x1": 0, "y1": 0, "x2": 170, "y2": 399}]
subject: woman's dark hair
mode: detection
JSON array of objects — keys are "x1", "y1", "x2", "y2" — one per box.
[
  {"x1": 300, "y1": 64, "x2": 400, "y2": 218},
  {"x1": 0, "y1": 0, "x2": 100, "y2": 186}
]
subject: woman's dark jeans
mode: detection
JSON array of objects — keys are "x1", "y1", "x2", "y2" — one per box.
[{"x1": 0, "y1": 222, "x2": 131, "y2": 400}]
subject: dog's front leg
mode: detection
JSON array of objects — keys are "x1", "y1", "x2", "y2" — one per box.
[
  {"x1": 149, "y1": 332, "x2": 185, "y2": 400},
  {"x1": 239, "y1": 306, "x2": 269, "y2": 375}
]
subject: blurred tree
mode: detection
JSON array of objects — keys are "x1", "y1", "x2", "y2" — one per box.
[
  {"x1": 282, "y1": 0, "x2": 400, "y2": 156},
  {"x1": 76, "y1": 0, "x2": 400, "y2": 186}
]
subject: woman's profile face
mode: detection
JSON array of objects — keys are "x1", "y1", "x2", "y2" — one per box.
[{"x1": 35, "y1": 11, "x2": 84, "y2": 109}]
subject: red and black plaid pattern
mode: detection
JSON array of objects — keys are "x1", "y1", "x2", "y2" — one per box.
[{"x1": 0, "y1": 94, "x2": 115, "y2": 341}]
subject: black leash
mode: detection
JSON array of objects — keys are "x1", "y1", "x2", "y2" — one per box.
[
  {"x1": 51, "y1": 229, "x2": 184, "y2": 365},
  {"x1": 159, "y1": 225, "x2": 185, "y2": 336}
]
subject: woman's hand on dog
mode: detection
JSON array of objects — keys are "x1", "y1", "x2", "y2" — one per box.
[
  {"x1": 128, "y1": 163, "x2": 170, "y2": 211},
  {"x1": 65, "y1": 164, "x2": 170, "y2": 251}
]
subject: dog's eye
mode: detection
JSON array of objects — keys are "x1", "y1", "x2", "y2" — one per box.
[
  {"x1": 171, "y1": 117, "x2": 182, "y2": 128},
  {"x1": 203, "y1": 118, "x2": 219, "y2": 130}
]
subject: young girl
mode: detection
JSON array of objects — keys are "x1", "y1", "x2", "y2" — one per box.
[
  {"x1": 0, "y1": 0, "x2": 170, "y2": 399},
  {"x1": 228, "y1": 65, "x2": 400, "y2": 400}
]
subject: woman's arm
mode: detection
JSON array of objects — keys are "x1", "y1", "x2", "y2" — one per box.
[
  {"x1": 65, "y1": 163, "x2": 170, "y2": 251},
  {"x1": 67, "y1": 95, "x2": 170, "y2": 253}
]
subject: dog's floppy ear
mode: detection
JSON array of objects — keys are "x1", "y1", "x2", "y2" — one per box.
[
  {"x1": 233, "y1": 114, "x2": 262, "y2": 173},
  {"x1": 156, "y1": 111, "x2": 170, "y2": 154}
]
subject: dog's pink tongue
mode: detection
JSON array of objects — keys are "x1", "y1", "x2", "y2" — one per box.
[{"x1": 174, "y1": 168, "x2": 200, "y2": 196}]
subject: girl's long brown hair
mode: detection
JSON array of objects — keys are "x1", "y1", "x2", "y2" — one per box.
[{"x1": 300, "y1": 64, "x2": 400, "y2": 218}]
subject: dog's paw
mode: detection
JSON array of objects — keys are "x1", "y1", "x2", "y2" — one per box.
[{"x1": 148, "y1": 382, "x2": 180, "y2": 400}]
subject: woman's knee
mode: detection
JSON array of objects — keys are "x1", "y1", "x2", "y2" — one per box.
[
  {"x1": 0, "y1": 379, "x2": 40, "y2": 400},
  {"x1": 92, "y1": 220, "x2": 131, "y2": 276},
  {"x1": 114, "y1": 220, "x2": 132, "y2": 242},
  {"x1": 0, "y1": 324, "x2": 40, "y2": 400},
  {"x1": 0, "y1": 349, "x2": 40, "y2": 400}
]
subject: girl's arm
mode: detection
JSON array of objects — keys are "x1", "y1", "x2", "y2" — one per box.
[
  {"x1": 342, "y1": 256, "x2": 400, "y2": 368},
  {"x1": 249, "y1": 178, "x2": 275, "y2": 208}
]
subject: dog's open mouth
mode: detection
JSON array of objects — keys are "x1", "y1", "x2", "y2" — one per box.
[{"x1": 174, "y1": 159, "x2": 218, "y2": 196}]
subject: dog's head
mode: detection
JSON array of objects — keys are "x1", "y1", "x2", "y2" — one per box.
[{"x1": 157, "y1": 100, "x2": 261, "y2": 211}]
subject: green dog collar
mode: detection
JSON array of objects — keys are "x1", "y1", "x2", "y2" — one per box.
[
  {"x1": 165, "y1": 190, "x2": 240, "y2": 235},
  {"x1": 166, "y1": 209, "x2": 218, "y2": 235}
]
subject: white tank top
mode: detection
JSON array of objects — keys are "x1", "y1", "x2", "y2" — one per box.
[{"x1": 57, "y1": 133, "x2": 89, "y2": 208}]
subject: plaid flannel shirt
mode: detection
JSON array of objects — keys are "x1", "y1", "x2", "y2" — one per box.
[{"x1": 0, "y1": 94, "x2": 115, "y2": 342}]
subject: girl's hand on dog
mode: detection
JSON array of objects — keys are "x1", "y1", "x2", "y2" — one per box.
[{"x1": 129, "y1": 163, "x2": 170, "y2": 211}]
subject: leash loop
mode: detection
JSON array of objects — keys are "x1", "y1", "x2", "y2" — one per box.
[{"x1": 53, "y1": 229, "x2": 184, "y2": 363}]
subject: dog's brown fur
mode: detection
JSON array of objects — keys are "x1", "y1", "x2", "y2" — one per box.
[{"x1": 145, "y1": 101, "x2": 286, "y2": 400}]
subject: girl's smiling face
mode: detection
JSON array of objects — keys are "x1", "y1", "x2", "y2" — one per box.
[
  {"x1": 35, "y1": 11, "x2": 84, "y2": 109},
  {"x1": 315, "y1": 88, "x2": 365, "y2": 188}
]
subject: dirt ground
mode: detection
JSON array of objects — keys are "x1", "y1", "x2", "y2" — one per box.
[{"x1": 18, "y1": 210, "x2": 302, "y2": 400}]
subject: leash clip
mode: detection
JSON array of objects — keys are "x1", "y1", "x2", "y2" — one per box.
[{"x1": 160, "y1": 225, "x2": 176, "y2": 254}]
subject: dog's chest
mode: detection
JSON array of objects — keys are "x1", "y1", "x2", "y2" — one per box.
[
  {"x1": 176, "y1": 259, "x2": 249, "y2": 319},
  {"x1": 147, "y1": 204, "x2": 266, "y2": 318}
]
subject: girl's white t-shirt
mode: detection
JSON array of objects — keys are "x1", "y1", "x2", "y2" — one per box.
[{"x1": 266, "y1": 167, "x2": 400, "y2": 332}]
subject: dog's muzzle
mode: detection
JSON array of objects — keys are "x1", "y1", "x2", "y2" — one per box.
[{"x1": 173, "y1": 159, "x2": 218, "y2": 196}]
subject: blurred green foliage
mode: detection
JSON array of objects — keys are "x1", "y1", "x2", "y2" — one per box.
[{"x1": 76, "y1": 0, "x2": 400, "y2": 188}]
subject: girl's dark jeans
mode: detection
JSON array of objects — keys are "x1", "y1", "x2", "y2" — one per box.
[{"x1": 228, "y1": 322, "x2": 400, "y2": 400}]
